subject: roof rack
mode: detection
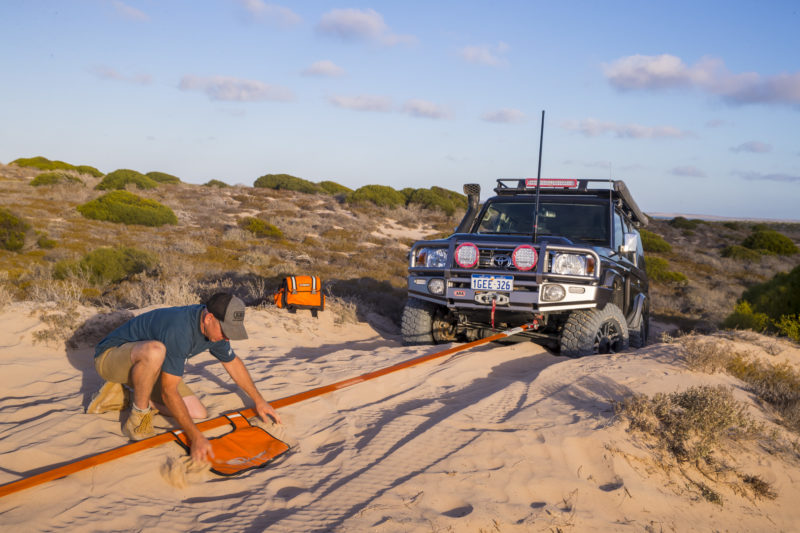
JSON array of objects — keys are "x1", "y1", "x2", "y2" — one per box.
[{"x1": 493, "y1": 178, "x2": 648, "y2": 226}]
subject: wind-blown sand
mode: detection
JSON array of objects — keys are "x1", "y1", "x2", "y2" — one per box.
[{"x1": 1, "y1": 303, "x2": 799, "y2": 532}]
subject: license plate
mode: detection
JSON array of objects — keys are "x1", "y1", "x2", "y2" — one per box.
[{"x1": 470, "y1": 274, "x2": 513, "y2": 291}]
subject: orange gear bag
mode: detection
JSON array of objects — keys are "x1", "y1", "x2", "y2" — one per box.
[
  {"x1": 273, "y1": 275, "x2": 325, "y2": 317},
  {"x1": 172, "y1": 412, "x2": 291, "y2": 476}
]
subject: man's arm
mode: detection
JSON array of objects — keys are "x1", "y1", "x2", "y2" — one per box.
[
  {"x1": 221, "y1": 356, "x2": 282, "y2": 424},
  {"x1": 160, "y1": 372, "x2": 214, "y2": 462}
]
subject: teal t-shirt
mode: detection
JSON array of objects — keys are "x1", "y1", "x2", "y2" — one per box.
[{"x1": 94, "y1": 304, "x2": 236, "y2": 376}]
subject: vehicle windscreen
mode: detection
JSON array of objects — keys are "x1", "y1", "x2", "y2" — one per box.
[{"x1": 475, "y1": 201, "x2": 609, "y2": 244}]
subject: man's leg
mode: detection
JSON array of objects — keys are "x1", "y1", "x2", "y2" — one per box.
[
  {"x1": 128, "y1": 340, "x2": 166, "y2": 411},
  {"x1": 150, "y1": 378, "x2": 207, "y2": 420}
]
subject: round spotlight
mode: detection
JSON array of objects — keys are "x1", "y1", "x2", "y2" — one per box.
[{"x1": 454, "y1": 243, "x2": 479, "y2": 268}]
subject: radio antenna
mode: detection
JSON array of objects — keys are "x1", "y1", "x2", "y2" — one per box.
[{"x1": 533, "y1": 110, "x2": 545, "y2": 242}]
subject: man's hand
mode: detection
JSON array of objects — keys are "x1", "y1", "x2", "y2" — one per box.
[
  {"x1": 190, "y1": 432, "x2": 215, "y2": 463},
  {"x1": 255, "y1": 398, "x2": 282, "y2": 425}
]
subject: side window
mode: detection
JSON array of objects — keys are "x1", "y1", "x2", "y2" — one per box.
[
  {"x1": 613, "y1": 210, "x2": 625, "y2": 251},
  {"x1": 635, "y1": 231, "x2": 646, "y2": 268}
]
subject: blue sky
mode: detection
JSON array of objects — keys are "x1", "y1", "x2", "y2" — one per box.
[{"x1": 1, "y1": 1, "x2": 799, "y2": 220}]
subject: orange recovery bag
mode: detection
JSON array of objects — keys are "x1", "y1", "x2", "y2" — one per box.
[
  {"x1": 273, "y1": 275, "x2": 325, "y2": 317},
  {"x1": 172, "y1": 412, "x2": 290, "y2": 476}
]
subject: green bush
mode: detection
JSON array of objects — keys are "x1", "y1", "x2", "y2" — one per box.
[
  {"x1": 37, "y1": 234, "x2": 57, "y2": 249},
  {"x1": 77, "y1": 191, "x2": 178, "y2": 227},
  {"x1": 55, "y1": 246, "x2": 156, "y2": 285},
  {"x1": 669, "y1": 216, "x2": 702, "y2": 230},
  {"x1": 721, "y1": 244, "x2": 761, "y2": 261},
  {"x1": 646, "y1": 256, "x2": 688, "y2": 283},
  {"x1": 11, "y1": 156, "x2": 102, "y2": 176},
  {"x1": 741, "y1": 264, "x2": 800, "y2": 319},
  {"x1": 742, "y1": 230, "x2": 798, "y2": 255},
  {"x1": 317, "y1": 180, "x2": 352, "y2": 195},
  {"x1": 640, "y1": 229, "x2": 672, "y2": 253},
  {"x1": 146, "y1": 171, "x2": 181, "y2": 184},
  {"x1": 723, "y1": 221, "x2": 744, "y2": 231},
  {"x1": 723, "y1": 301, "x2": 771, "y2": 332},
  {"x1": 96, "y1": 169, "x2": 158, "y2": 191},
  {"x1": 0, "y1": 207, "x2": 30, "y2": 251},
  {"x1": 346, "y1": 185, "x2": 406, "y2": 208},
  {"x1": 774, "y1": 315, "x2": 800, "y2": 343},
  {"x1": 404, "y1": 187, "x2": 464, "y2": 216},
  {"x1": 238, "y1": 217, "x2": 283, "y2": 238},
  {"x1": 30, "y1": 171, "x2": 83, "y2": 187},
  {"x1": 254, "y1": 173, "x2": 321, "y2": 194},
  {"x1": 204, "y1": 179, "x2": 229, "y2": 188}
]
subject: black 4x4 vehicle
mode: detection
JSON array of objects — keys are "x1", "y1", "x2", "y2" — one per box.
[{"x1": 402, "y1": 178, "x2": 649, "y2": 356}]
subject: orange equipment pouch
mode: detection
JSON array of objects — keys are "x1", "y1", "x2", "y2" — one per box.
[
  {"x1": 172, "y1": 412, "x2": 291, "y2": 476},
  {"x1": 273, "y1": 275, "x2": 325, "y2": 317}
]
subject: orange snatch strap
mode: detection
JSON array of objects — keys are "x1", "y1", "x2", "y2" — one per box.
[{"x1": 0, "y1": 321, "x2": 538, "y2": 497}]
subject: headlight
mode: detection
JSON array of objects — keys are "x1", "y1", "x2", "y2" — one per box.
[
  {"x1": 512, "y1": 245, "x2": 537, "y2": 271},
  {"x1": 552, "y1": 254, "x2": 588, "y2": 275},
  {"x1": 541, "y1": 284, "x2": 566, "y2": 302},
  {"x1": 455, "y1": 243, "x2": 479, "y2": 268},
  {"x1": 415, "y1": 247, "x2": 449, "y2": 268},
  {"x1": 427, "y1": 278, "x2": 445, "y2": 295}
]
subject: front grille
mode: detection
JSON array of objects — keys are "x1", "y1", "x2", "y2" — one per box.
[{"x1": 477, "y1": 247, "x2": 518, "y2": 271}]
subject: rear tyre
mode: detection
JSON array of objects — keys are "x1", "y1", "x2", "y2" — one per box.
[
  {"x1": 401, "y1": 298, "x2": 435, "y2": 345},
  {"x1": 560, "y1": 304, "x2": 629, "y2": 358}
]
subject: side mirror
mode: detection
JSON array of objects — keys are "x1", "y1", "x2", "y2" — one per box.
[{"x1": 620, "y1": 233, "x2": 638, "y2": 253}]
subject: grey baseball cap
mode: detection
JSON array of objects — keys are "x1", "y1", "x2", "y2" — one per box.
[{"x1": 206, "y1": 292, "x2": 248, "y2": 340}]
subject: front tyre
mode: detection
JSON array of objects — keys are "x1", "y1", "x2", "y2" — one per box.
[
  {"x1": 401, "y1": 298, "x2": 435, "y2": 345},
  {"x1": 560, "y1": 304, "x2": 629, "y2": 357}
]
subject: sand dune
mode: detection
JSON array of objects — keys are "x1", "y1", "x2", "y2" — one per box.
[{"x1": 1, "y1": 303, "x2": 798, "y2": 532}]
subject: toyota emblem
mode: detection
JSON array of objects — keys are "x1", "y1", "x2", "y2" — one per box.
[{"x1": 493, "y1": 254, "x2": 511, "y2": 268}]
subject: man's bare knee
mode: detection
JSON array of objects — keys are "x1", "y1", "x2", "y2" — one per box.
[
  {"x1": 131, "y1": 341, "x2": 166, "y2": 367},
  {"x1": 183, "y1": 396, "x2": 207, "y2": 419}
]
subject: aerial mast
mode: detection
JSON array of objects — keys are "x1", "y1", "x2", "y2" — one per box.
[{"x1": 533, "y1": 110, "x2": 545, "y2": 242}]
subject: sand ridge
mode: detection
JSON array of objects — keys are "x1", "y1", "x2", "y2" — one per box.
[{"x1": 1, "y1": 303, "x2": 799, "y2": 531}]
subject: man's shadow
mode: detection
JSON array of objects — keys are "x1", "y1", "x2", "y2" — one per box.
[{"x1": 65, "y1": 309, "x2": 134, "y2": 409}]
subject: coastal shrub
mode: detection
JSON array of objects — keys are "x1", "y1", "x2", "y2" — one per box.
[
  {"x1": 726, "y1": 356, "x2": 800, "y2": 432},
  {"x1": 146, "y1": 171, "x2": 181, "y2": 184},
  {"x1": 774, "y1": 315, "x2": 800, "y2": 343},
  {"x1": 742, "y1": 230, "x2": 798, "y2": 255},
  {"x1": 721, "y1": 244, "x2": 761, "y2": 261},
  {"x1": 646, "y1": 257, "x2": 688, "y2": 284},
  {"x1": 346, "y1": 185, "x2": 406, "y2": 208},
  {"x1": 30, "y1": 171, "x2": 83, "y2": 187},
  {"x1": 238, "y1": 216, "x2": 283, "y2": 239},
  {"x1": 740, "y1": 265, "x2": 800, "y2": 319},
  {"x1": 0, "y1": 207, "x2": 30, "y2": 251},
  {"x1": 96, "y1": 169, "x2": 158, "y2": 191},
  {"x1": 55, "y1": 246, "x2": 156, "y2": 285},
  {"x1": 640, "y1": 229, "x2": 672, "y2": 253},
  {"x1": 77, "y1": 191, "x2": 178, "y2": 227},
  {"x1": 669, "y1": 216, "x2": 703, "y2": 230},
  {"x1": 723, "y1": 221, "x2": 744, "y2": 231},
  {"x1": 723, "y1": 301, "x2": 771, "y2": 333},
  {"x1": 254, "y1": 173, "x2": 321, "y2": 194},
  {"x1": 37, "y1": 234, "x2": 57, "y2": 249},
  {"x1": 615, "y1": 385, "x2": 758, "y2": 463},
  {"x1": 406, "y1": 187, "x2": 467, "y2": 216},
  {"x1": 11, "y1": 156, "x2": 102, "y2": 177},
  {"x1": 204, "y1": 179, "x2": 229, "y2": 188},
  {"x1": 318, "y1": 180, "x2": 352, "y2": 195}
]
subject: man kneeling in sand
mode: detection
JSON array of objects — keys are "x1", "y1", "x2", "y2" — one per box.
[{"x1": 88, "y1": 292, "x2": 281, "y2": 462}]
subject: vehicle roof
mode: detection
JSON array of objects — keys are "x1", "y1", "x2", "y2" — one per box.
[{"x1": 492, "y1": 178, "x2": 649, "y2": 226}]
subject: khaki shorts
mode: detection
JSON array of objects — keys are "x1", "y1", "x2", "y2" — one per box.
[{"x1": 95, "y1": 342, "x2": 194, "y2": 404}]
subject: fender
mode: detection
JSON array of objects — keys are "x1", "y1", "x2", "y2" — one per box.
[{"x1": 626, "y1": 292, "x2": 646, "y2": 330}]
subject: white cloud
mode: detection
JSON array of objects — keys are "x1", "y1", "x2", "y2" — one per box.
[
  {"x1": 604, "y1": 53, "x2": 800, "y2": 107},
  {"x1": 179, "y1": 75, "x2": 293, "y2": 102},
  {"x1": 482, "y1": 108, "x2": 525, "y2": 123},
  {"x1": 316, "y1": 8, "x2": 416, "y2": 46},
  {"x1": 736, "y1": 171, "x2": 800, "y2": 183},
  {"x1": 236, "y1": 0, "x2": 301, "y2": 26},
  {"x1": 328, "y1": 94, "x2": 392, "y2": 112},
  {"x1": 90, "y1": 65, "x2": 151, "y2": 85},
  {"x1": 302, "y1": 60, "x2": 345, "y2": 77},
  {"x1": 730, "y1": 141, "x2": 772, "y2": 153},
  {"x1": 402, "y1": 99, "x2": 451, "y2": 119},
  {"x1": 561, "y1": 118, "x2": 691, "y2": 139},
  {"x1": 671, "y1": 165, "x2": 707, "y2": 178},
  {"x1": 459, "y1": 42, "x2": 509, "y2": 67},
  {"x1": 112, "y1": 0, "x2": 148, "y2": 21}
]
